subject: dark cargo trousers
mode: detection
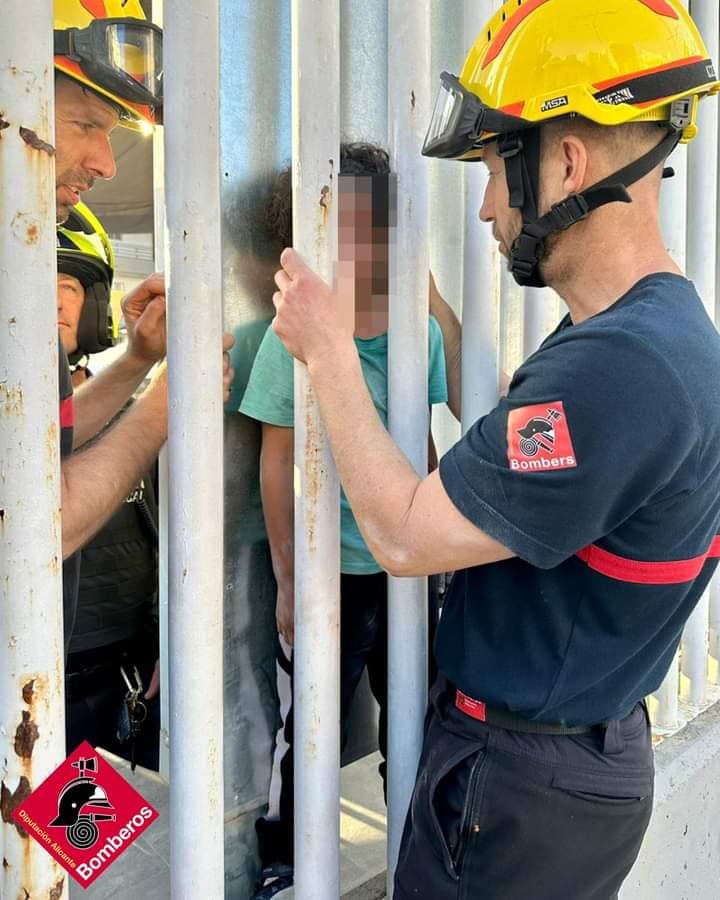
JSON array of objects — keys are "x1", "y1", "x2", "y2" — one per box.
[{"x1": 394, "y1": 678, "x2": 654, "y2": 900}]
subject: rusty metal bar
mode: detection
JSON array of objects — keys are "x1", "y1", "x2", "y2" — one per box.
[
  {"x1": 291, "y1": 1, "x2": 341, "y2": 897},
  {"x1": 680, "y1": 0, "x2": 718, "y2": 710},
  {"x1": 386, "y1": 2, "x2": 432, "y2": 892},
  {"x1": 164, "y1": 1, "x2": 225, "y2": 895},
  {"x1": 654, "y1": 4, "x2": 688, "y2": 725},
  {"x1": 462, "y1": 0, "x2": 502, "y2": 431},
  {"x1": 150, "y1": 0, "x2": 171, "y2": 786},
  {"x1": 0, "y1": 2, "x2": 67, "y2": 898}
]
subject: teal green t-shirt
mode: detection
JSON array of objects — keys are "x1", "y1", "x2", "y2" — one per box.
[{"x1": 240, "y1": 316, "x2": 448, "y2": 574}]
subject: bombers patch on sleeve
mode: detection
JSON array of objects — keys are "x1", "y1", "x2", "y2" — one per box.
[{"x1": 507, "y1": 401, "x2": 577, "y2": 473}]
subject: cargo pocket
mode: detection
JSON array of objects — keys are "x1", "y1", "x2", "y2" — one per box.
[{"x1": 426, "y1": 743, "x2": 488, "y2": 879}]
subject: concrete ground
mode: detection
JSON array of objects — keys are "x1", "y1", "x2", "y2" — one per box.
[
  {"x1": 69, "y1": 750, "x2": 387, "y2": 899},
  {"x1": 69, "y1": 699, "x2": 720, "y2": 899}
]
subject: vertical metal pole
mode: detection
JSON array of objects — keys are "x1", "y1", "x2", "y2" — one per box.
[
  {"x1": 714, "y1": 7, "x2": 720, "y2": 672},
  {"x1": 292, "y1": 3, "x2": 341, "y2": 898},
  {"x1": 386, "y1": 3, "x2": 431, "y2": 892},
  {"x1": 681, "y1": 0, "x2": 718, "y2": 710},
  {"x1": 429, "y1": 0, "x2": 464, "y2": 457},
  {"x1": 164, "y1": 3, "x2": 225, "y2": 896},
  {"x1": 655, "y1": 28, "x2": 688, "y2": 722},
  {"x1": 0, "y1": 3, "x2": 67, "y2": 898},
  {"x1": 653, "y1": 650, "x2": 682, "y2": 734},
  {"x1": 341, "y1": 0, "x2": 388, "y2": 146},
  {"x1": 462, "y1": 1, "x2": 501, "y2": 432},
  {"x1": 219, "y1": 1, "x2": 292, "y2": 891},
  {"x1": 522, "y1": 287, "x2": 562, "y2": 361},
  {"x1": 151, "y1": 0, "x2": 171, "y2": 784}
]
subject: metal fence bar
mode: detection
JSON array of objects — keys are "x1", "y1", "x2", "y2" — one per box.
[
  {"x1": 680, "y1": 0, "x2": 719, "y2": 711},
  {"x1": 462, "y1": 0, "x2": 502, "y2": 431},
  {"x1": 386, "y1": 2, "x2": 432, "y2": 891},
  {"x1": 0, "y1": 3, "x2": 67, "y2": 898},
  {"x1": 291, "y1": 2, "x2": 341, "y2": 897},
  {"x1": 654, "y1": 33, "x2": 689, "y2": 724},
  {"x1": 164, "y1": 2, "x2": 225, "y2": 896},
  {"x1": 714, "y1": 76, "x2": 720, "y2": 671},
  {"x1": 654, "y1": 650, "x2": 682, "y2": 734},
  {"x1": 150, "y1": 0, "x2": 171, "y2": 786}
]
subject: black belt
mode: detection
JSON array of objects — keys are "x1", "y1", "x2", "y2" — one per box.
[{"x1": 449, "y1": 683, "x2": 596, "y2": 736}]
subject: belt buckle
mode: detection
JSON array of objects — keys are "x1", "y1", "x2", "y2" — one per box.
[{"x1": 455, "y1": 689, "x2": 486, "y2": 722}]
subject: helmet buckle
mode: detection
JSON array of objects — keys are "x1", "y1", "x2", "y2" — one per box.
[
  {"x1": 669, "y1": 97, "x2": 693, "y2": 132},
  {"x1": 497, "y1": 134, "x2": 524, "y2": 159},
  {"x1": 547, "y1": 194, "x2": 591, "y2": 231}
]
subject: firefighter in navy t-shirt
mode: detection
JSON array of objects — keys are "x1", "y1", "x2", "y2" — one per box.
[{"x1": 269, "y1": 1, "x2": 720, "y2": 898}]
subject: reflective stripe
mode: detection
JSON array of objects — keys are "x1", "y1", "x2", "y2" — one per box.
[
  {"x1": 592, "y1": 55, "x2": 703, "y2": 92},
  {"x1": 576, "y1": 536, "x2": 720, "y2": 585},
  {"x1": 59, "y1": 396, "x2": 74, "y2": 429}
]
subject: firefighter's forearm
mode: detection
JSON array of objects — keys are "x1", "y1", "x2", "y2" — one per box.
[
  {"x1": 72, "y1": 350, "x2": 155, "y2": 448},
  {"x1": 61, "y1": 368, "x2": 168, "y2": 558}
]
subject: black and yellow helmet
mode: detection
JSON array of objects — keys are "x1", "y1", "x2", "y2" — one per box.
[{"x1": 57, "y1": 201, "x2": 116, "y2": 361}]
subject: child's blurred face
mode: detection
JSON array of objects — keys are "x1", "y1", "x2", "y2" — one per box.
[{"x1": 338, "y1": 175, "x2": 389, "y2": 299}]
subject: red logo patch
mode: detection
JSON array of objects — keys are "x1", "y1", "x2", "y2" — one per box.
[
  {"x1": 12, "y1": 742, "x2": 158, "y2": 889},
  {"x1": 507, "y1": 401, "x2": 577, "y2": 473}
]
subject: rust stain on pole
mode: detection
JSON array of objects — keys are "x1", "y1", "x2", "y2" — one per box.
[
  {"x1": 14, "y1": 711, "x2": 39, "y2": 759},
  {"x1": 19, "y1": 126, "x2": 55, "y2": 156},
  {"x1": 0, "y1": 383, "x2": 24, "y2": 415},
  {"x1": 318, "y1": 184, "x2": 331, "y2": 223},
  {"x1": 22, "y1": 679, "x2": 35, "y2": 704},
  {"x1": 0, "y1": 114, "x2": 10, "y2": 133},
  {"x1": 303, "y1": 383, "x2": 323, "y2": 549},
  {"x1": 0, "y1": 777, "x2": 32, "y2": 837},
  {"x1": 49, "y1": 876, "x2": 66, "y2": 899}
]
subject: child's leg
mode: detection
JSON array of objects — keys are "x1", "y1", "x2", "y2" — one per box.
[
  {"x1": 339, "y1": 572, "x2": 386, "y2": 749},
  {"x1": 365, "y1": 573, "x2": 388, "y2": 797},
  {"x1": 257, "y1": 636, "x2": 295, "y2": 867}
]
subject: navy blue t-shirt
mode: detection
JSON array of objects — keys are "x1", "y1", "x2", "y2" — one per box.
[{"x1": 438, "y1": 274, "x2": 720, "y2": 725}]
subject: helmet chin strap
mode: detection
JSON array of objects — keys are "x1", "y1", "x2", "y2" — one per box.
[{"x1": 498, "y1": 128, "x2": 681, "y2": 288}]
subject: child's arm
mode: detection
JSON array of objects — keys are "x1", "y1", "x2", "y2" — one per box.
[
  {"x1": 260, "y1": 422, "x2": 296, "y2": 645},
  {"x1": 429, "y1": 272, "x2": 462, "y2": 421},
  {"x1": 428, "y1": 406, "x2": 439, "y2": 472}
]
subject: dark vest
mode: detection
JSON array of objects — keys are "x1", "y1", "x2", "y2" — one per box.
[{"x1": 68, "y1": 470, "x2": 159, "y2": 654}]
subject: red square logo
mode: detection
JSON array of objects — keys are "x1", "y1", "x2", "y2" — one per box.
[
  {"x1": 11, "y1": 741, "x2": 159, "y2": 889},
  {"x1": 507, "y1": 401, "x2": 577, "y2": 473}
]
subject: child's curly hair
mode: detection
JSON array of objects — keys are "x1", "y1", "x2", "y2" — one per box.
[{"x1": 265, "y1": 142, "x2": 391, "y2": 249}]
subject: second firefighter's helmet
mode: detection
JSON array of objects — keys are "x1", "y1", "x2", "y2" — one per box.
[{"x1": 57, "y1": 201, "x2": 116, "y2": 362}]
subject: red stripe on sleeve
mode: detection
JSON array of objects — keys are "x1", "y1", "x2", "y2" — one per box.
[
  {"x1": 576, "y1": 536, "x2": 720, "y2": 585},
  {"x1": 60, "y1": 397, "x2": 75, "y2": 430}
]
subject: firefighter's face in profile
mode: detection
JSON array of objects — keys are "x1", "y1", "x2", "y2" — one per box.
[
  {"x1": 338, "y1": 177, "x2": 389, "y2": 302},
  {"x1": 57, "y1": 273, "x2": 85, "y2": 355},
  {"x1": 479, "y1": 141, "x2": 523, "y2": 265},
  {"x1": 54, "y1": 75, "x2": 119, "y2": 224}
]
